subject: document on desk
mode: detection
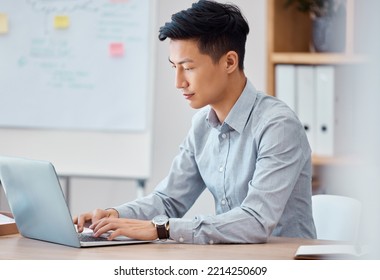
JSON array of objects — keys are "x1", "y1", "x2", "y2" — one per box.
[
  {"x1": 0, "y1": 213, "x2": 15, "y2": 224},
  {"x1": 0, "y1": 213, "x2": 18, "y2": 236},
  {"x1": 295, "y1": 244, "x2": 368, "y2": 260}
]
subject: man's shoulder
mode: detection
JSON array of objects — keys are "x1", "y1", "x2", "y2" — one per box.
[{"x1": 255, "y1": 91, "x2": 298, "y2": 119}]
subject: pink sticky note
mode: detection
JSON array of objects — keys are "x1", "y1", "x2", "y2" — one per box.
[{"x1": 109, "y1": 43, "x2": 124, "y2": 57}]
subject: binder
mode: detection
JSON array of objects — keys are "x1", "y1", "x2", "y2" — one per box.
[
  {"x1": 275, "y1": 64, "x2": 296, "y2": 112},
  {"x1": 296, "y1": 65, "x2": 316, "y2": 152},
  {"x1": 315, "y1": 65, "x2": 335, "y2": 156}
]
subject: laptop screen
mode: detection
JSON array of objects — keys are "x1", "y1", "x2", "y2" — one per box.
[{"x1": 0, "y1": 156, "x2": 81, "y2": 247}]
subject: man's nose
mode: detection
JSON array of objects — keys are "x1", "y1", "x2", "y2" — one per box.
[{"x1": 175, "y1": 69, "x2": 188, "y2": 89}]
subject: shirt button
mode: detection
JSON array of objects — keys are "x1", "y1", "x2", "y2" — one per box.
[
  {"x1": 221, "y1": 199, "x2": 226, "y2": 205},
  {"x1": 209, "y1": 240, "x2": 214, "y2": 245},
  {"x1": 221, "y1": 133, "x2": 227, "y2": 139},
  {"x1": 219, "y1": 166, "x2": 224, "y2": 172},
  {"x1": 179, "y1": 237, "x2": 184, "y2": 243}
]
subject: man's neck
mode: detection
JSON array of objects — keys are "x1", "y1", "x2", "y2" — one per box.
[{"x1": 212, "y1": 72, "x2": 247, "y2": 124}]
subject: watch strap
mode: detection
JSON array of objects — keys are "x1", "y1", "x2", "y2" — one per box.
[{"x1": 156, "y1": 224, "x2": 170, "y2": 240}]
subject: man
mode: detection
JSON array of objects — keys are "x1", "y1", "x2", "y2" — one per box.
[{"x1": 74, "y1": 0, "x2": 316, "y2": 244}]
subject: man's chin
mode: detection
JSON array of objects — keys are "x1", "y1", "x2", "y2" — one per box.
[{"x1": 188, "y1": 102, "x2": 206, "y2": 110}]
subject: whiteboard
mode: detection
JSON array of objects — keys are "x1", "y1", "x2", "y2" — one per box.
[{"x1": 0, "y1": 0, "x2": 155, "y2": 179}]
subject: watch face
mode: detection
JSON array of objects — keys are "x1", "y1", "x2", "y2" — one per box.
[
  {"x1": 153, "y1": 215, "x2": 169, "y2": 225},
  {"x1": 152, "y1": 215, "x2": 170, "y2": 240}
]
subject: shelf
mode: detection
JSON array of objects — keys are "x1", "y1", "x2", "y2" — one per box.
[
  {"x1": 312, "y1": 156, "x2": 339, "y2": 166},
  {"x1": 271, "y1": 52, "x2": 368, "y2": 65},
  {"x1": 266, "y1": 0, "x2": 365, "y2": 96},
  {"x1": 312, "y1": 155, "x2": 359, "y2": 166}
]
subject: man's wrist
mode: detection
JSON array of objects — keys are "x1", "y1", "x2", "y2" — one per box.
[{"x1": 152, "y1": 215, "x2": 170, "y2": 240}]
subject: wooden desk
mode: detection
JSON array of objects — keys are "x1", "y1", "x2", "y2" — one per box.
[{"x1": 0, "y1": 234, "x2": 331, "y2": 260}]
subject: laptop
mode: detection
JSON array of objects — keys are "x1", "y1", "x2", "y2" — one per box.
[{"x1": 0, "y1": 155, "x2": 149, "y2": 248}]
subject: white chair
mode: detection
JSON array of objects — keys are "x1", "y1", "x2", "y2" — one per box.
[{"x1": 312, "y1": 194, "x2": 362, "y2": 242}]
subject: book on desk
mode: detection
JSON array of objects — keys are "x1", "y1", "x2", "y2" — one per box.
[
  {"x1": 0, "y1": 211, "x2": 18, "y2": 236},
  {"x1": 295, "y1": 244, "x2": 368, "y2": 260}
]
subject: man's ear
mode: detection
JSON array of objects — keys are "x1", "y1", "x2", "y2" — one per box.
[{"x1": 225, "y1": 51, "x2": 239, "y2": 73}]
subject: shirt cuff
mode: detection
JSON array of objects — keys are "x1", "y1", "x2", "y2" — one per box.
[
  {"x1": 112, "y1": 205, "x2": 136, "y2": 218},
  {"x1": 168, "y1": 218, "x2": 194, "y2": 243}
]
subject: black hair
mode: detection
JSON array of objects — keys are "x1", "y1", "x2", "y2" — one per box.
[{"x1": 158, "y1": 0, "x2": 250, "y2": 70}]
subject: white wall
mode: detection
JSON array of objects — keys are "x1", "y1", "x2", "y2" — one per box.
[{"x1": 0, "y1": 1, "x2": 267, "y2": 218}]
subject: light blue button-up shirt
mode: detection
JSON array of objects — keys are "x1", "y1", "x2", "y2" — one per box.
[{"x1": 114, "y1": 80, "x2": 316, "y2": 244}]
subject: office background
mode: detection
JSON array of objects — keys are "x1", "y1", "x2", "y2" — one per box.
[
  {"x1": 1, "y1": 1, "x2": 379, "y2": 255},
  {"x1": 0, "y1": 0, "x2": 267, "y2": 217}
]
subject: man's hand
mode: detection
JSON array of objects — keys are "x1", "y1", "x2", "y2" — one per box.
[
  {"x1": 73, "y1": 208, "x2": 119, "y2": 233},
  {"x1": 90, "y1": 217, "x2": 158, "y2": 241}
]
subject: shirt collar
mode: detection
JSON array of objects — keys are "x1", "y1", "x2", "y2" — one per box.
[{"x1": 206, "y1": 79, "x2": 257, "y2": 134}]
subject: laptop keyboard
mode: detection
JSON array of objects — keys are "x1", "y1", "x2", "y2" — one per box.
[{"x1": 78, "y1": 233, "x2": 109, "y2": 242}]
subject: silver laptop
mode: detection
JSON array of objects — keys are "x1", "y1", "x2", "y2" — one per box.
[{"x1": 0, "y1": 155, "x2": 148, "y2": 248}]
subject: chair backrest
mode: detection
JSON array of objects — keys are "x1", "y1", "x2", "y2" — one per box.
[{"x1": 312, "y1": 194, "x2": 362, "y2": 242}]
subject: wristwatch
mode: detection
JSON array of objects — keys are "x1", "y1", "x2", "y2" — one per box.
[{"x1": 152, "y1": 215, "x2": 170, "y2": 240}]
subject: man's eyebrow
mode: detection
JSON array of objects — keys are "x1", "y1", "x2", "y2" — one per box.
[{"x1": 168, "y1": 57, "x2": 194, "y2": 64}]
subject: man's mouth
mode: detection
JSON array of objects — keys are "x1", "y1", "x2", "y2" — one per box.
[{"x1": 183, "y1": 93, "x2": 195, "y2": 99}]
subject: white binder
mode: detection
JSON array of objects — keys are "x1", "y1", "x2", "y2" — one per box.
[
  {"x1": 296, "y1": 65, "x2": 316, "y2": 152},
  {"x1": 275, "y1": 64, "x2": 296, "y2": 112},
  {"x1": 315, "y1": 65, "x2": 335, "y2": 156}
]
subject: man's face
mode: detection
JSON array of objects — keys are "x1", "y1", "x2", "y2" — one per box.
[{"x1": 168, "y1": 39, "x2": 229, "y2": 109}]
